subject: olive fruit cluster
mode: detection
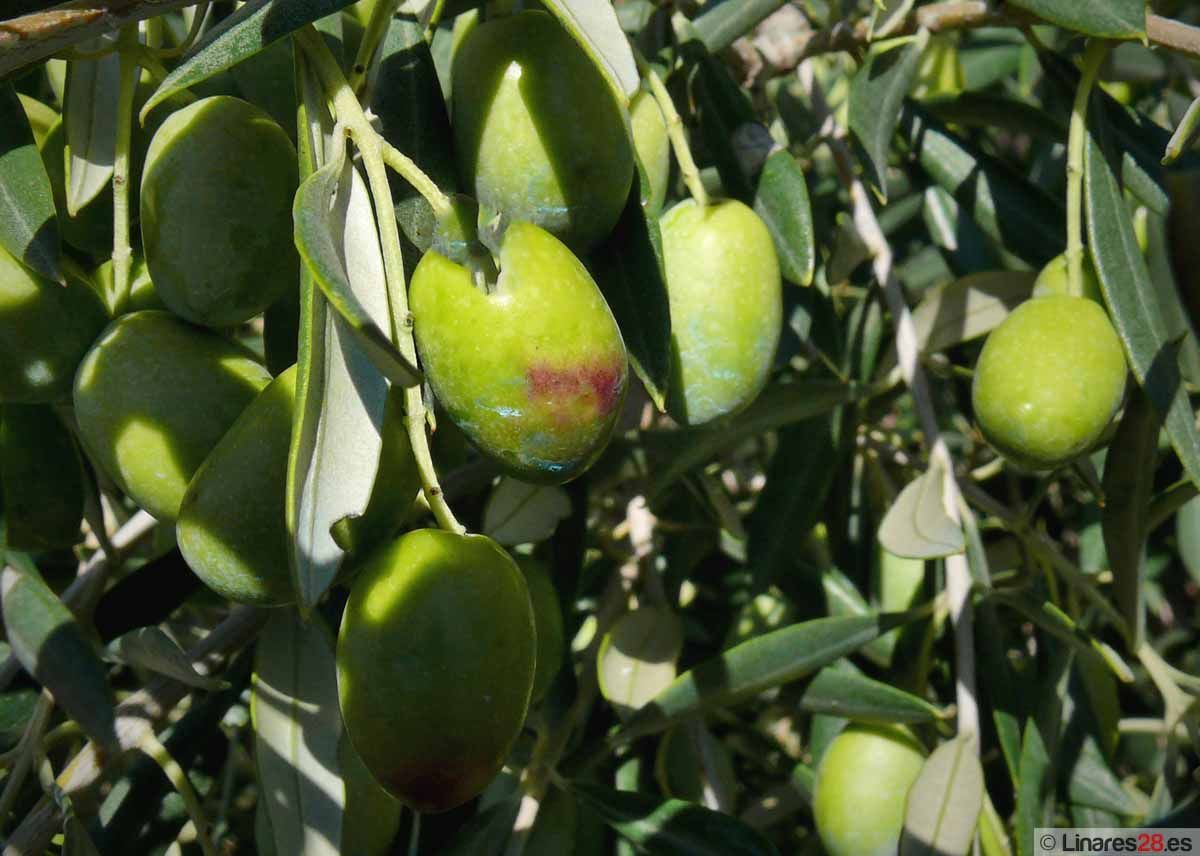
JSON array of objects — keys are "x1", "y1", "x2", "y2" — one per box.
[{"x1": 973, "y1": 252, "x2": 1127, "y2": 470}]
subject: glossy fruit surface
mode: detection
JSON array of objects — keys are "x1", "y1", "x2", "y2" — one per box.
[
  {"x1": 813, "y1": 725, "x2": 926, "y2": 856},
  {"x1": 0, "y1": 246, "x2": 108, "y2": 404},
  {"x1": 1032, "y1": 252, "x2": 1103, "y2": 303},
  {"x1": 179, "y1": 367, "x2": 419, "y2": 604},
  {"x1": 630, "y1": 86, "x2": 670, "y2": 215},
  {"x1": 518, "y1": 557, "x2": 564, "y2": 703},
  {"x1": 410, "y1": 221, "x2": 628, "y2": 483},
  {"x1": 972, "y1": 295, "x2": 1126, "y2": 470},
  {"x1": 73, "y1": 311, "x2": 271, "y2": 520},
  {"x1": 337, "y1": 529, "x2": 535, "y2": 812},
  {"x1": 660, "y1": 199, "x2": 782, "y2": 425},
  {"x1": 141, "y1": 96, "x2": 298, "y2": 326},
  {"x1": 452, "y1": 10, "x2": 634, "y2": 253}
]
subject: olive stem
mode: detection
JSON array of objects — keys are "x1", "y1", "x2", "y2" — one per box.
[
  {"x1": 378, "y1": 140, "x2": 454, "y2": 220},
  {"x1": 0, "y1": 691, "x2": 54, "y2": 831},
  {"x1": 295, "y1": 26, "x2": 464, "y2": 535},
  {"x1": 111, "y1": 25, "x2": 140, "y2": 311},
  {"x1": 152, "y1": 2, "x2": 211, "y2": 60},
  {"x1": 348, "y1": 0, "x2": 400, "y2": 99},
  {"x1": 1065, "y1": 39, "x2": 1110, "y2": 299},
  {"x1": 137, "y1": 732, "x2": 218, "y2": 856},
  {"x1": 634, "y1": 49, "x2": 709, "y2": 207}
]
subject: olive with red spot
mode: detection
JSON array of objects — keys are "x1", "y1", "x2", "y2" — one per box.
[{"x1": 410, "y1": 220, "x2": 628, "y2": 484}]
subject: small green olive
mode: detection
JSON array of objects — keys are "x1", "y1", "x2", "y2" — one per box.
[
  {"x1": 73, "y1": 311, "x2": 271, "y2": 520},
  {"x1": 660, "y1": 199, "x2": 782, "y2": 426},
  {"x1": 972, "y1": 295, "x2": 1127, "y2": 470},
  {"x1": 813, "y1": 725, "x2": 927, "y2": 856},
  {"x1": 1031, "y1": 252, "x2": 1103, "y2": 303},
  {"x1": 337, "y1": 529, "x2": 535, "y2": 812},
  {"x1": 630, "y1": 86, "x2": 670, "y2": 215},
  {"x1": 140, "y1": 96, "x2": 298, "y2": 327},
  {"x1": 518, "y1": 557, "x2": 565, "y2": 703}
]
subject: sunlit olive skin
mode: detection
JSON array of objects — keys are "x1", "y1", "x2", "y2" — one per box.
[
  {"x1": 1032, "y1": 252, "x2": 1103, "y2": 303},
  {"x1": 337, "y1": 530, "x2": 536, "y2": 812},
  {"x1": 178, "y1": 367, "x2": 420, "y2": 605},
  {"x1": 660, "y1": 199, "x2": 782, "y2": 426},
  {"x1": 813, "y1": 725, "x2": 927, "y2": 856},
  {"x1": 73, "y1": 311, "x2": 271, "y2": 520},
  {"x1": 452, "y1": 10, "x2": 634, "y2": 253},
  {"x1": 972, "y1": 295, "x2": 1127, "y2": 470},
  {"x1": 89, "y1": 256, "x2": 162, "y2": 316},
  {"x1": 410, "y1": 221, "x2": 628, "y2": 483},
  {"x1": 630, "y1": 86, "x2": 670, "y2": 215},
  {"x1": 141, "y1": 96, "x2": 298, "y2": 326},
  {"x1": 0, "y1": 246, "x2": 108, "y2": 403},
  {"x1": 518, "y1": 557, "x2": 565, "y2": 703}
]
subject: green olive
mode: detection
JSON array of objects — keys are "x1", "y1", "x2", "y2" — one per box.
[
  {"x1": 178, "y1": 366, "x2": 419, "y2": 605},
  {"x1": 660, "y1": 199, "x2": 782, "y2": 426},
  {"x1": 0, "y1": 245, "x2": 108, "y2": 404},
  {"x1": 813, "y1": 725, "x2": 927, "y2": 856},
  {"x1": 140, "y1": 96, "x2": 298, "y2": 326},
  {"x1": 972, "y1": 295, "x2": 1127, "y2": 470},
  {"x1": 452, "y1": 10, "x2": 634, "y2": 254},
  {"x1": 630, "y1": 86, "x2": 670, "y2": 215},
  {"x1": 410, "y1": 221, "x2": 628, "y2": 483},
  {"x1": 337, "y1": 529, "x2": 535, "y2": 812},
  {"x1": 1031, "y1": 252, "x2": 1103, "y2": 303},
  {"x1": 73, "y1": 311, "x2": 271, "y2": 520}
]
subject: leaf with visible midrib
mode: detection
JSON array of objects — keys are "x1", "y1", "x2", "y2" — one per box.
[
  {"x1": 0, "y1": 82, "x2": 61, "y2": 283},
  {"x1": 1006, "y1": 0, "x2": 1144, "y2": 39},
  {"x1": 1086, "y1": 109, "x2": 1200, "y2": 492},
  {"x1": 799, "y1": 667, "x2": 950, "y2": 725},
  {"x1": 63, "y1": 43, "x2": 119, "y2": 216},
  {"x1": 900, "y1": 734, "x2": 985, "y2": 856}
]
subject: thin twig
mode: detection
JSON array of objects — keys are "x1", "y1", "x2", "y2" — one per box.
[{"x1": 1065, "y1": 40, "x2": 1109, "y2": 298}]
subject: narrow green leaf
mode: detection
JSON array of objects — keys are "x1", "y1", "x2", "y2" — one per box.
[
  {"x1": 976, "y1": 604, "x2": 1024, "y2": 787},
  {"x1": 1066, "y1": 734, "x2": 1138, "y2": 816},
  {"x1": 0, "y1": 82, "x2": 61, "y2": 284},
  {"x1": 0, "y1": 565, "x2": 116, "y2": 751},
  {"x1": 878, "y1": 270, "x2": 1036, "y2": 374},
  {"x1": 691, "y1": 0, "x2": 786, "y2": 53},
  {"x1": 573, "y1": 782, "x2": 781, "y2": 856},
  {"x1": 252, "y1": 611, "x2": 344, "y2": 856},
  {"x1": 540, "y1": 0, "x2": 639, "y2": 106},
  {"x1": 1015, "y1": 721, "x2": 1052, "y2": 856},
  {"x1": 63, "y1": 43, "x2": 119, "y2": 216},
  {"x1": 869, "y1": 0, "x2": 917, "y2": 39},
  {"x1": 293, "y1": 153, "x2": 422, "y2": 387},
  {"x1": 0, "y1": 405, "x2": 84, "y2": 551},
  {"x1": 799, "y1": 667, "x2": 950, "y2": 725},
  {"x1": 441, "y1": 799, "x2": 520, "y2": 855},
  {"x1": 111, "y1": 626, "x2": 227, "y2": 691},
  {"x1": 900, "y1": 734, "x2": 984, "y2": 856},
  {"x1": 597, "y1": 608, "x2": 683, "y2": 721},
  {"x1": 989, "y1": 591, "x2": 1133, "y2": 683},
  {"x1": 1175, "y1": 496, "x2": 1200, "y2": 587},
  {"x1": 1006, "y1": 0, "x2": 1145, "y2": 38},
  {"x1": 645, "y1": 379, "x2": 857, "y2": 498},
  {"x1": 850, "y1": 32, "x2": 929, "y2": 202},
  {"x1": 1163, "y1": 96, "x2": 1200, "y2": 166},
  {"x1": 1086, "y1": 113, "x2": 1200, "y2": 491},
  {"x1": 753, "y1": 149, "x2": 815, "y2": 285},
  {"x1": 617, "y1": 612, "x2": 917, "y2": 741},
  {"x1": 0, "y1": 688, "x2": 40, "y2": 751},
  {"x1": 141, "y1": 0, "x2": 360, "y2": 121},
  {"x1": 692, "y1": 53, "x2": 757, "y2": 202},
  {"x1": 592, "y1": 155, "x2": 673, "y2": 411},
  {"x1": 899, "y1": 103, "x2": 1064, "y2": 268},
  {"x1": 1101, "y1": 387, "x2": 1158, "y2": 647},
  {"x1": 746, "y1": 412, "x2": 841, "y2": 590},
  {"x1": 923, "y1": 92, "x2": 1066, "y2": 143},
  {"x1": 877, "y1": 462, "x2": 965, "y2": 559},
  {"x1": 482, "y1": 477, "x2": 571, "y2": 545}
]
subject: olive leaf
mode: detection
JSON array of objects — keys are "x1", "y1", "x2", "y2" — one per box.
[
  {"x1": 849, "y1": 31, "x2": 929, "y2": 202},
  {"x1": 293, "y1": 148, "x2": 421, "y2": 387},
  {"x1": 691, "y1": 0, "x2": 787, "y2": 53},
  {"x1": 0, "y1": 405, "x2": 85, "y2": 551},
  {"x1": 877, "y1": 462, "x2": 965, "y2": 559},
  {"x1": 598, "y1": 607, "x2": 684, "y2": 721},
  {"x1": 539, "y1": 0, "x2": 639, "y2": 107},
  {"x1": 1006, "y1": 0, "x2": 1145, "y2": 39},
  {"x1": 0, "y1": 82, "x2": 62, "y2": 284},
  {"x1": 0, "y1": 564, "x2": 117, "y2": 751},
  {"x1": 63, "y1": 39, "x2": 119, "y2": 216},
  {"x1": 574, "y1": 782, "x2": 781, "y2": 856},
  {"x1": 482, "y1": 477, "x2": 571, "y2": 546},
  {"x1": 1101, "y1": 387, "x2": 1159, "y2": 647},
  {"x1": 923, "y1": 93, "x2": 1066, "y2": 143},
  {"x1": 252, "y1": 610, "x2": 345, "y2": 856},
  {"x1": 110, "y1": 626, "x2": 227, "y2": 691},
  {"x1": 141, "y1": 0, "x2": 360, "y2": 121},
  {"x1": 1015, "y1": 720, "x2": 1052, "y2": 854},
  {"x1": 616, "y1": 612, "x2": 918, "y2": 742},
  {"x1": 753, "y1": 149, "x2": 816, "y2": 286},
  {"x1": 900, "y1": 734, "x2": 985, "y2": 856},
  {"x1": 1086, "y1": 110, "x2": 1200, "y2": 492},
  {"x1": 591, "y1": 140, "x2": 672, "y2": 411},
  {"x1": 799, "y1": 666, "x2": 951, "y2": 726}
]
